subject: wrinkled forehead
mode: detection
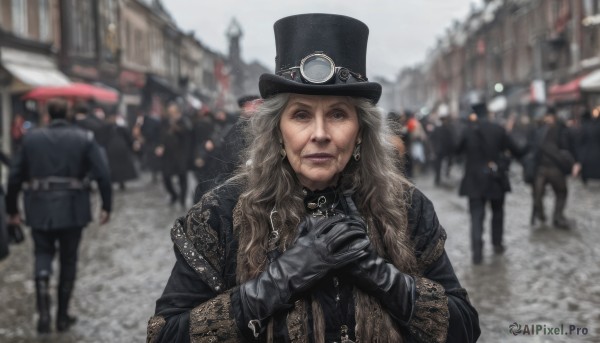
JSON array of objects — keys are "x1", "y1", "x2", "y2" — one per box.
[{"x1": 285, "y1": 94, "x2": 354, "y2": 107}]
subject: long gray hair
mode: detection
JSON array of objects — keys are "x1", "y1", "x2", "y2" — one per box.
[
  {"x1": 234, "y1": 93, "x2": 417, "y2": 341},
  {"x1": 234, "y1": 94, "x2": 417, "y2": 342}
]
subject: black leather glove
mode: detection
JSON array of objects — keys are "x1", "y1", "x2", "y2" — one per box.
[
  {"x1": 343, "y1": 217, "x2": 416, "y2": 325},
  {"x1": 237, "y1": 215, "x2": 370, "y2": 338}
]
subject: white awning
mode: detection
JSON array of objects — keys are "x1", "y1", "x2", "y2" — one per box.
[
  {"x1": 1, "y1": 47, "x2": 70, "y2": 90},
  {"x1": 580, "y1": 69, "x2": 600, "y2": 92}
]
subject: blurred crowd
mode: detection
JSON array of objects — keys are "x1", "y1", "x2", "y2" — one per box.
[
  {"x1": 8, "y1": 96, "x2": 262, "y2": 209},
  {"x1": 386, "y1": 107, "x2": 600, "y2": 187}
]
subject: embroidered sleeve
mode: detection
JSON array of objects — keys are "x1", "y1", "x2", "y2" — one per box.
[
  {"x1": 171, "y1": 216, "x2": 225, "y2": 293},
  {"x1": 416, "y1": 228, "x2": 447, "y2": 273},
  {"x1": 189, "y1": 292, "x2": 242, "y2": 342},
  {"x1": 186, "y1": 191, "x2": 224, "y2": 274},
  {"x1": 146, "y1": 316, "x2": 166, "y2": 343},
  {"x1": 408, "y1": 276, "x2": 449, "y2": 343},
  {"x1": 407, "y1": 187, "x2": 449, "y2": 273}
]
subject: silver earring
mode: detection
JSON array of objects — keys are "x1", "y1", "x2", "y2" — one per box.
[{"x1": 353, "y1": 143, "x2": 361, "y2": 161}]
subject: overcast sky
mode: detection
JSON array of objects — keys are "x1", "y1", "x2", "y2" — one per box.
[{"x1": 162, "y1": 1, "x2": 482, "y2": 81}]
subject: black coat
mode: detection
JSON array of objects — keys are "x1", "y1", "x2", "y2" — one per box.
[
  {"x1": 103, "y1": 124, "x2": 138, "y2": 183},
  {"x1": 0, "y1": 190, "x2": 7, "y2": 260},
  {"x1": 430, "y1": 122, "x2": 454, "y2": 158},
  {"x1": 73, "y1": 115, "x2": 105, "y2": 142},
  {"x1": 141, "y1": 115, "x2": 162, "y2": 172},
  {"x1": 216, "y1": 118, "x2": 249, "y2": 179},
  {"x1": 158, "y1": 118, "x2": 192, "y2": 176},
  {"x1": 456, "y1": 119, "x2": 524, "y2": 199},
  {"x1": 6, "y1": 120, "x2": 112, "y2": 230},
  {"x1": 0, "y1": 152, "x2": 10, "y2": 260},
  {"x1": 191, "y1": 115, "x2": 214, "y2": 167},
  {"x1": 148, "y1": 182, "x2": 480, "y2": 342},
  {"x1": 194, "y1": 119, "x2": 235, "y2": 190},
  {"x1": 579, "y1": 119, "x2": 600, "y2": 180}
]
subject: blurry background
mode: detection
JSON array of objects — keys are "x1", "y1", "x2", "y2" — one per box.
[{"x1": 1, "y1": 1, "x2": 599, "y2": 342}]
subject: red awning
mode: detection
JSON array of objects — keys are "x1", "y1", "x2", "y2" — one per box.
[
  {"x1": 548, "y1": 75, "x2": 588, "y2": 103},
  {"x1": 22, "y1": 83, "x2": 119, "y2": 104}
]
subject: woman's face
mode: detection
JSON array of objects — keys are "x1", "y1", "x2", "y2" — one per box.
[{"x1": 279, "y1": 94, "x2": 360, "y2": 191}]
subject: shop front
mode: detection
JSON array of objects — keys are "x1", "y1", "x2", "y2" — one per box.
[
  {"x1": 0, "y1": 47, "x2": 71, "y2": 156},
  {"x1": 547, "y1": 74, "x2": 589, "y2": 120}
]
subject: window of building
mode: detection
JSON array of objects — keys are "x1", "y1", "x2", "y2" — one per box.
[
  {"x1": 11, "y1": 0, "x2": 28, "y2": 37},
  {"x1": 99, "y1": 0, "x2": 118, "y2": 62},
  {"x1": 134, "y1": 28, "x2": 143, "y2": 64},
  {"x1": 583, "y1": 0, "x2": 600, "y2": 16},
  {"x1": 70, "y1": 0, "x2": 96, "y2": 56},
  {"x1": 39, "y1": 0, "x2": 52, "y2": 41}
]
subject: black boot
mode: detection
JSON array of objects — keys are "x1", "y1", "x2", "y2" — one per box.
[
  {"x1": 35, "y1": 277, "x2": 51, "y2": 334},
  {"x1": 56, "y1": 280, "x2": 77, "y2": 331}
]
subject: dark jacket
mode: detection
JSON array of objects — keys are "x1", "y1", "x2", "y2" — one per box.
[
  {"x1": 216, "y1": 118, "x2": 249, "y2": 180},
  {"x1": 523, "y1": 121, "x2": 575, "y2": 180},
  {"x1": 159, "y1": 117, "x2": 192, "y2": 176},
  {"x1": 148, "y1": 181, "x2": 480, "y2": 343},
  {"x1": 6, "y1": 120, "x2": 112, "y2": 230},
  {"x1": 191, "y1": 115, "x2": 214, "y2": 168},
  {"x1": 191, "y1": 118, "x2": 237, "y2": 202},
  {"x1": 141, "y1": 115, "x2": 162, "y2": 172},
  {"x1": 0, "y1": 152, "x2": 11, "y2": 260},
  {"x1": 430, "y1": 121, "x2": 454, "y2": 158},
  {"x1": 73, "y1": 114, "x2": 106, "y2": 142},
  {"x1": 456, "y1": 119, "x2": 524, "y2": 199},
  {"x1": 103, "y1": 124, "x2": 138, "y2": 183},
  {"x1": 578, "y1": 119, "x2": 600, "y2": 180}
]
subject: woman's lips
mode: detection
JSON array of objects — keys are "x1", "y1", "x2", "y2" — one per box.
[{"x1": 304, "y1": 153, "x2": 334, "y2": 163}]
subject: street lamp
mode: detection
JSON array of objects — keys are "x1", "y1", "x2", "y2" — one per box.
[{"x1": 494, "y1": 83, "x2": 504, "y2": 93}]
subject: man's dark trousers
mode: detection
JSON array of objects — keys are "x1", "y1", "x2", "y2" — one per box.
[
  {"x1": 468, "y1": 196, "x2": 505, "y2": 263},
  {"x1": 31, "y1": 227, "x2": 83, "y2": 330},
  {"x1": 31, "y1": 227, "x2": 83, "y2": 282}
]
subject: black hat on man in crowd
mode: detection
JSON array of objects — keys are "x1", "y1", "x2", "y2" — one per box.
[
  {"x1": 471, "y1": 102, "x2": 488, "y2": 118},
  {"x1": 258, "y1": 13, "x2": 382, "y2": 104}
]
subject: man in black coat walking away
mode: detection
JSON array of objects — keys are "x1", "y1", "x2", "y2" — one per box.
[
  {"x1": 456, "y1": 101, "x2": 524, "y2": 264},
  {"x1": 5, "y1": 99, "x2": 112, "y2": 334},
  {"x1": 155, "y1": 103, "x2": 192, "y2": 207},
  {"x1": 431, "y1": 111, "x2": 455, "y2": 186},
  {"x1": 529, "y1": 108, "x2": 575, "y2": 229}
]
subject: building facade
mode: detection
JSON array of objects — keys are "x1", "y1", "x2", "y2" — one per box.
[
  {"x1": 401, "y1": 0, "x2": 600, "y2": 120},
  {"x1": 0, "y1": 0, "x2": 68, "y2": 158}
]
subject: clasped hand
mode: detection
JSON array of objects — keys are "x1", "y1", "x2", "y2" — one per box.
[
  {"x1": 237, "y1": 214, "x2": 370, "y2": 334},
  {"x1": 238, "y1": 214, "x2": 415, "y2": 337}
]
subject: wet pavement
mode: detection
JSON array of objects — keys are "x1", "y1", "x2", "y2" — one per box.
[
  {"x1": 0, "y1": 169, "x2": 599, "y2": 342},
  {"x1": 414, "y1": 166, "x2": 600, "y2": 343},
  {"x1": 0, "y1": 174, "x2": 180, "y2": 342}
]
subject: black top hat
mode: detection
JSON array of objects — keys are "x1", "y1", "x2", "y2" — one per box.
[
  {"x1": 471, "y1": 103, "x2": 488, "y2": 118},
  {"x1": 259, "y1": 13, "x2": 382, "y2": 104}
]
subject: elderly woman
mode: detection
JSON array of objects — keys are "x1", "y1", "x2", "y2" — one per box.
[{"x1": 148, "y1": 14, "x2": 480, "y2": 343}]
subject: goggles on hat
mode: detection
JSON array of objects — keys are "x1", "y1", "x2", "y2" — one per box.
[{"x1": 277, "y1": 53, "x2": 367, "y2": 85}]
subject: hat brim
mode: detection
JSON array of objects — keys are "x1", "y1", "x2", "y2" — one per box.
[{"x1": 259, "y1": 74, "x2": 382, "y2": 104}]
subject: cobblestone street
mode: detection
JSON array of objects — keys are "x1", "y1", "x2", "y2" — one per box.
[
  {"x1": 0, "y1": 174, "x2": 179, "y2": 342},
  {"x1": 0, "y1": 170, "x2": 599, "y2": 342},
  {"x1": 414, "y1": 167, "x2": 600, "y2": 343}
]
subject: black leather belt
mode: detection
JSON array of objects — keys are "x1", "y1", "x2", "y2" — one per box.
[{"x1": 25, "y1": 177, "x2": 89, "y2": 191}]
